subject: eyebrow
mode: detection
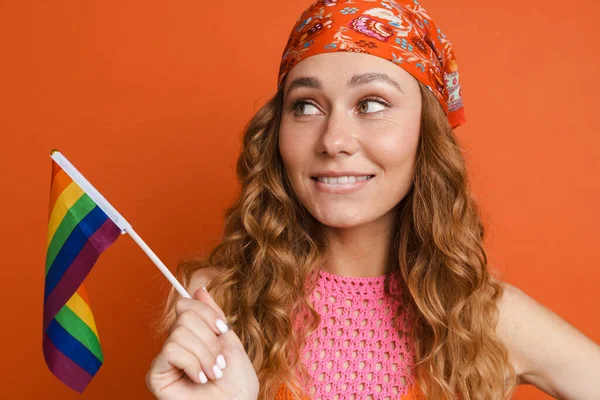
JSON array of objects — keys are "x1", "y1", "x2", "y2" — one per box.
[{"x1": 286, "y1": 72, "x2": 404, "y2": 97}]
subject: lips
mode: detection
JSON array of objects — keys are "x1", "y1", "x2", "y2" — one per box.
[
  {"x1": 310, "y1": 170, "x2": 377, "y2": 178},
  {"x1": 311, "y1": 173, "x2": 375, "y2": 194}
]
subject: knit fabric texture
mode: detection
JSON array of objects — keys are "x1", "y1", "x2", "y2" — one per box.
[{"x1": 276, "y1": 269, "x2": 422, "y2": 400}]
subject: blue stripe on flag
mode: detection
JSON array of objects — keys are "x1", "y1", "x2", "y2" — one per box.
[
  {"x1": 46, "y1": 318, "x2": 103, "y2": 376},
  {"x1": 44, "y1": 206, "x2": 108, "y2": 299}
]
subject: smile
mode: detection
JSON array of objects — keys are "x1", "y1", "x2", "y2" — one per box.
[
  {"x1": 310, "y1": 175, "x2": 375, "y2": 194},
  {"x1": 312, "y1": 175, "x2": 374, "y2": 184}
]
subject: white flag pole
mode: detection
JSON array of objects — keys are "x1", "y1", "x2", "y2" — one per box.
[
  {"x1": 50, "y1": 150, "x2": 191, "y2": 299},
  {"x1": 124, "y1": 227, "x2": 191, "y2": 298}
]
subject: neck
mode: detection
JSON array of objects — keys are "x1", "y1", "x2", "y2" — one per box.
[{"x1": 318, "y1": 208, "x2": 398, "y2": 278}]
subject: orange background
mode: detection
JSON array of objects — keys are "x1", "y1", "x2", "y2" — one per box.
[{"x1": 1, "y1": 0, "x2": 599, "y2": 399}]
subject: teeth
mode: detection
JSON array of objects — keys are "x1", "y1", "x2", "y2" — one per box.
[{"x1": 316, "y1": 175, "x2": 372, "y2": 184}]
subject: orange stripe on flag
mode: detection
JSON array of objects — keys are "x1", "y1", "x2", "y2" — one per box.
[
  {"x1": 48, "y1": 169, "x2": 73, "y2": 217},
  {"x1": 76, "y1": 285, "x2": 91, "y2": 307}
]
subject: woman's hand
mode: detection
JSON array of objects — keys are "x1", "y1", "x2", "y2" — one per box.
[{"x1": 146, "y1": 287, "x2": 259, "y2": 400}]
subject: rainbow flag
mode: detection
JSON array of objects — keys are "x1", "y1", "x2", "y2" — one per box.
[{"x1": 43, "y1": 150, "x2": 130, "y2": 393}]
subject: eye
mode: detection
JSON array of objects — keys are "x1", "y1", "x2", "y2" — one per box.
[
  {"x1": 358, "y1": 98, "x2": 390, "y2": 114},
  {"x1": 290, "y1": 96, "x2": 391, "y2": 117},
  {"x1": 292, "y1": 100, "x2": 322, "y2": 116}
]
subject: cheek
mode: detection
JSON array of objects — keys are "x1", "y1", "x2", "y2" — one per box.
[
  {"x1": 367, "y1": 124, "x2": 420, "y2": 169},
  {"x1": 279, "y1": 129, "x2": 310, "y2": 176}
]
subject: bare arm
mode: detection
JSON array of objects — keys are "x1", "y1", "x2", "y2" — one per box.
[{"x1": 496, "y1": 282, "x2": 600, "y2": 399}]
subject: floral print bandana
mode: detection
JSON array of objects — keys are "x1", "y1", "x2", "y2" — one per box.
[{"x1": 277, "y1": 0, "x2": 466, "y2": 129}]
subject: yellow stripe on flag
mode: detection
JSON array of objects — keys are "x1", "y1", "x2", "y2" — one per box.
[
  {"x1": 47, "y1": 181, "x2": 85, "y2": 247},
  {"x1": 65, "y1": 289, "x2": 99, "y2": 337}
]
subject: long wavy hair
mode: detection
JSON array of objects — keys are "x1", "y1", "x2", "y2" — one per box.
[{"x1": 156, "y1": 80, "x2": 520, "y2": 400}]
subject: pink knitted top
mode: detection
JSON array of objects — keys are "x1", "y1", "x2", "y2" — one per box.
[{"x1": 279, "y1": 269, "x2": 421, "y2": 400}]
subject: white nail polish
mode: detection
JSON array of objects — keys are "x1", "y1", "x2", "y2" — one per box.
[
  {"x1": 217, "y1": 354, "x2": 227, "y2": 369},
  {"x1": 213, "y1": 364, "x2": 223, "y2": 379},
  {"x1": 199, "y1": 371, "x2": 208, "y2": 384},
  {"x1": 215, "y1": 319, "x2": 229, "y2": 334}
]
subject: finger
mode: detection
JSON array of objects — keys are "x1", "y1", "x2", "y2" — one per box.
[
  {"x1": 180, "y1": 289, "x2": 245, "y2": 352},
  {"x1": 191, "y1": 289, "x2": 248, "y2": 351},
  {"x1": 169, "y1": 325, "x2": 224, "y2": 381},
  {"x1": 193, "y1": 287, "x2": 228, "y2": 322},
  {"x1": 175, "y1": 310, "x2": 224, "y2": 368},
  {"x1": 175, "y1": 297, "x2": 231, "y2": 337},
  {"x1": 151, "y1": 341, "x2": 207, "y2": 387}
]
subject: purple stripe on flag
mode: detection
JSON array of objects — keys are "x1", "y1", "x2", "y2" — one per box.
[
  {"x1": 43, "y1": 219, "x2": 121, "y2": 329},
  {"x1": 43, "y1": 332, "x2": 93, "y2": 393}
]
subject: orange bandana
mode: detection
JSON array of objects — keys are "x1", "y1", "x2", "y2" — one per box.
[{"x1": 277, "y1": 0, "x2": 466, "y2": 129}]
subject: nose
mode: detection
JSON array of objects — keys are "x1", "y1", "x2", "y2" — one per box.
[{"x1": 315, "y1": 107, "x2": 360, "y2": 157}]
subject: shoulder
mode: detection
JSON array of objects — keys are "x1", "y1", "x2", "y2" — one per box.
[
  {"x1": 187, "y1": 266, "x2": 219, "y2": 296},
  {"x1": 496, "y1": 281, "x2": 524, "y2": 320}
]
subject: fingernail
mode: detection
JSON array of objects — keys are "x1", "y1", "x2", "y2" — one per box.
[
  {"x1": 199, "y1": 371, "x2": 208, "y2": 384},
  {"x1": 216, "y1": 354, "x2": 226, "y2": 369},
  {"x1": 215, "y1": 319, "x2": 229, "y2": 334},
  {"x1": 202, "y1": 286, "x2": 207, "y2": 292},
  {"x1": 213, "y1": 364, "x2": 223, "y2": 379}
]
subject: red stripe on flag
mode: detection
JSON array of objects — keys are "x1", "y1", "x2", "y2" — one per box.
[{"x1": 42, "y1": 333, "x2": 94, "y2": 393}]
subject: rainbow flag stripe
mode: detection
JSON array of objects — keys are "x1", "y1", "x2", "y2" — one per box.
[{"x1": 43, "y1": 158, "x2": 121, "y2": 393}]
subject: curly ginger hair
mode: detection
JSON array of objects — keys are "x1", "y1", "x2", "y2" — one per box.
[{"x1": 155, "y1": 81, "x2": 520, "y2": 400}]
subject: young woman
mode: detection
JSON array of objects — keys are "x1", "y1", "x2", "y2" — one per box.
[{"x1": 146, "y1": 1, "x2": 600, "y2": 399}]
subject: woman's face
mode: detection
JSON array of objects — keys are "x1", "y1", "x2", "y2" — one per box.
[{"x1": 279, "y1": 52, "x2": 422, "y2": 229}]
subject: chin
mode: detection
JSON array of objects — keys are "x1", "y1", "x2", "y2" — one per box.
[{"x1": 312, "y1": 210, "x2": 370, "y2": 229}]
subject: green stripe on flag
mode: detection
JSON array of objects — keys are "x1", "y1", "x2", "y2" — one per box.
[
  {"x1": 45, "y1": 194, "x2": 96, "y2": 274},
  {"x1": 54, "y1": 305, "x2": 104, "y2": 362}
]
